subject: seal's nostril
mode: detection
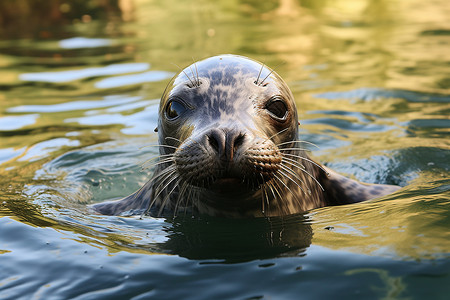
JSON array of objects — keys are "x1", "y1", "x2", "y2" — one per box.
[
  {"x1": 233, "y1": 133, "x2": 245, "y2": 153},
  {"x1": 208, "y1": 134, "x2": 220, "y2": 153}
]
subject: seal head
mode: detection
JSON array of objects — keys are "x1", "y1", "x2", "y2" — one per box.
[
  {"x1": 162, "y1": 56, "x2": 296, "y2": 189},
  {"x1": 155, "y1": 55, "x2": 307, "y2": 216}
]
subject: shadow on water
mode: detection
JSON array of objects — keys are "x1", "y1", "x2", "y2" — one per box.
[
  {"x1": 82, "y1": 214, "x2": 313, "y2": 264},
  {"x1": 162, "y1": 214, "x2": 313, "y2": 263}
]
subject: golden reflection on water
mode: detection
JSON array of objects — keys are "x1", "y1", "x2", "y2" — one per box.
[
  {"x1": 311, "y1": 180, "x2": 450, "y2": 260},
  {"x1": 0, "y1": 0, "x2": 448, "y2": 262}
]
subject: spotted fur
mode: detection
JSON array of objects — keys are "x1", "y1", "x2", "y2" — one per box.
[{"x1": 91, "y1": 55, "x2": 400, "y2": 218}]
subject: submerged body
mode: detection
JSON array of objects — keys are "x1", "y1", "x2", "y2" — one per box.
[{"x1": 92, "y1": 55, "x2": 399, "y2": 217}]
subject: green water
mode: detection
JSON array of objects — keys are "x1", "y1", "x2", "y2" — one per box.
[{"x1": 0, "y1": 0, "x2": 449, "y2": 299}]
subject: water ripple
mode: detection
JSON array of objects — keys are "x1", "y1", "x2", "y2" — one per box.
[
  {"x1": 0, "y1": 114, "x2": 39, "y2": 130},
  {"x1": 59, "y1": 37, "x2": 114, "y2": 49},
  {"x1": 65, "y1": 103, "x2": 159, "y2": 135},
  {"x1": 315, "y1": 88, "x2": 450, "y2": 103},
  {"x1": 19, "y1": 63, "x2": 150, "y2": 83},
  {"x1": 8, "y1": 96, "x2": 142, "y2": 113},
  {"x1": 95, "y1": 71, "x2": 174, "y2": 89}
]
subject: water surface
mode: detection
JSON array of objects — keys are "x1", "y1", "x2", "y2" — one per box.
[{"x1": 0, "y1": 0, "x2": 449, "y2": 299}]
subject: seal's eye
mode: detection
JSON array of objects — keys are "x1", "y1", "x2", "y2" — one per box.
[
  {"x1": 165, "y1": 100, "x2": 187, "y2": 120},
  {"x1": 265, "y1": 97, "x2": 288, "y2": 121}
]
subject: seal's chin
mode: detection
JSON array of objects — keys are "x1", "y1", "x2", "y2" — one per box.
[
  {"x1": 215, "y1": 178, "x2": 241, "y2": 185},
  {"x1": 209, "y1": 177, "x2": 250, "y2": 193}
]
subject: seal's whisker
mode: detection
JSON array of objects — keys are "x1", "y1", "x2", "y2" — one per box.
[
  {"x1": 270, "y1": 178, "x2": 285, "y2": 214},
  {"x1": 158, "y1": 178, "x2": 180, "y2": 217},
  {"x1": 258, "y1": 62, "x2": 285, "y2": 86},
  {"x1": 282, "y1": 153, "x2": 329, "y2": 176},
  {"x1": 266, "y1": 127, "x2": 290, "y2": 143},
  {"x1": 146, "y1": 168, "x2": 176, "y2": 206},
  {"x1": 278, "y1": 169, "x2": 307, "y2": 195},
  {"x1": 141, "y1": 157, "x2": 174, "y2": 170},
  {"x1": 139, "y1": 167, "x2": 177, "y2": 217},
  {"x1": 182, "y1": 182, "x2": 196, "y2": 219},
  {"x1": 262, "y1": 183, "x2": 270, "y2": 215},
  {"x1": 271, "y1": 177, "x2": 285, "y2": 201},
  {"x1": 164, "y1": 136, "x2": 183, "y2": 146},
  {"x1": 299, "y1": 168, "x2": 324, "y2": 192},
  {"x1": 279, "y1": 164, "x2": 306, "y2": 185},
  {"x1": 140, "y1": 153, "x2": 174, "y2": 165},
  {"x1": 133, "y1": 181, "x2": 157, "y2": 217},
  {"x1": 274, "y1": 171, "x2": 308, "y2": 211},
  {"x1": 273, "y1": 173, "x2": 299, "y2": 201},
  {"x1": 268, "y1": 178, "x2": 289, "y2": 215},
  {"x1": 282, "y1": 156, "x2": 305, "y2": 169},
  {"x1": 143, "y1": 170, "x2": 178, "y2": 216},
  {"x1": 138, "y1": 165, "x2": 176, "y2": 197},
  {"x1": 153, "y1": 169, "x2": 177, "y2": 197},
  {"x1": 255, "y1": 62, "x2": 265, "y2": 85},
  {"x1": 282, "y1": 160, "x2": 324, "y2": 192},
  {"x1": 276, "y1": 140, "x2": 319, "y2": 149},
  {"x1": 189, "y1": 186, "x2": 200, "y2": 217},
  {"x1": 173, "y1": 182, "x2": 187, "y2": 218},
  {"x1": 139, "y1": 153, "x2": 173, "y2": 167},
  {"x1": 192, "y1": 57, "x2": 200, "y2": 86},
  {"x1": 142, "y1": 165, "x2": 176, "y2": 188},
  {"x1": 189, "y1": 65, "x2": 197, "y2": 87},
  {"x1": 278, "y1": 147, "x2": 312, "y2": 152},
  {"x1": 259, "y1": 174, "x2": 266, "y2": 215},
  {"x1": 195, "y1": 65, "x2": 200, "y2": 86},
  {"x1": 139, "y1": 144, "x2": 159, "y2": 151},
  {"x1": 266, "y1": 180, "x2": 279, "y2": 202},
  {"x1": 172, "y1": 63, "x2": 196, "y2": 87},
  {"x1": 174, "y1": 181, "x2": 189, "y2": 217},
  {"x1": 141, "y1": 144, "x2": 180, "y2": 151},
  {"x1": 154, "y1": 163, "x2": 176, "y2": 177}
]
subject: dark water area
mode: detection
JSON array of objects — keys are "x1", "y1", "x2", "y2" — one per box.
[{"x1": 0, "y1": 0, "x2": 449, "y2": 299}]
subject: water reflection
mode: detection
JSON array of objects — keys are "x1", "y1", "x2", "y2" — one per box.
[
  {"x1": 0, "y1": 114, "x2": 39, "y2": 130},
  {"x1": 59, "y1": 37, "x2": 114, "y2": 49},
  {"x1": 19, "y1": 63, "x2": 150, "y2": 83},
  {"x1": 8, "y1": 96, "x2": 143, "y2": 113},
  {"x1": 95, "y1": 70, "x2": 173, "y2": 89},
  {"x1": 162, "y1": 215, "x2": 313, "y2": 262},
  {"x1": 0, "y1": 0, "x2": 449, "y2": 298}
]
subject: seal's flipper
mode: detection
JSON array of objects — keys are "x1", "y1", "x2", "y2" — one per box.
[
  {"x1": 89, "y1": 184, "x2": 153, "y2": 216},
  {"x1": 321, "y1": 166, "x2": 401, "y2": 205}
]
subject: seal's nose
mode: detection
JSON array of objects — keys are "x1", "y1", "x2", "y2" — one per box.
[{"x1": 207, "y1": 128, "x2": 245, "y2": 162}]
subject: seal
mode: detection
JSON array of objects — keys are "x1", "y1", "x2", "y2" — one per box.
[{"x1": 91, "y1": 54, "x2": 400, "y2": 217}]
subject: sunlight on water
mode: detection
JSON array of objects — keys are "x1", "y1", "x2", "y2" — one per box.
[
  {"x1": 8, "y1": 96, "x2": 143, "y2": 113},
  {"x1": 19, "y1": 63, "x2": 151, "y2": 83},
  {"x1": 95, "y1": 70, "x2": 174, "y2": 89},
  {"x1": 0, "y1": 0, "x2": 448, "y2": 299},
  {"x1": 59, "y1": 37, "x2": 114, "y2": 49}
]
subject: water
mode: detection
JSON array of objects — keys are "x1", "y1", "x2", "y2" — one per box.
[{"x1": 0, "y1": 0, "x2": 449, "y2": 299}]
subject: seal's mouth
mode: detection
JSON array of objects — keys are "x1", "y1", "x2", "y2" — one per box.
[
  {"x1": 215, "y1": 177, "x2": 242, "y2": 184},
  {"x1": 215, "y1": 177, "x2": 241, "y2": 185},
  {"x1": 209, "y1": 177, "x2": 247, "y2": 193}
]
